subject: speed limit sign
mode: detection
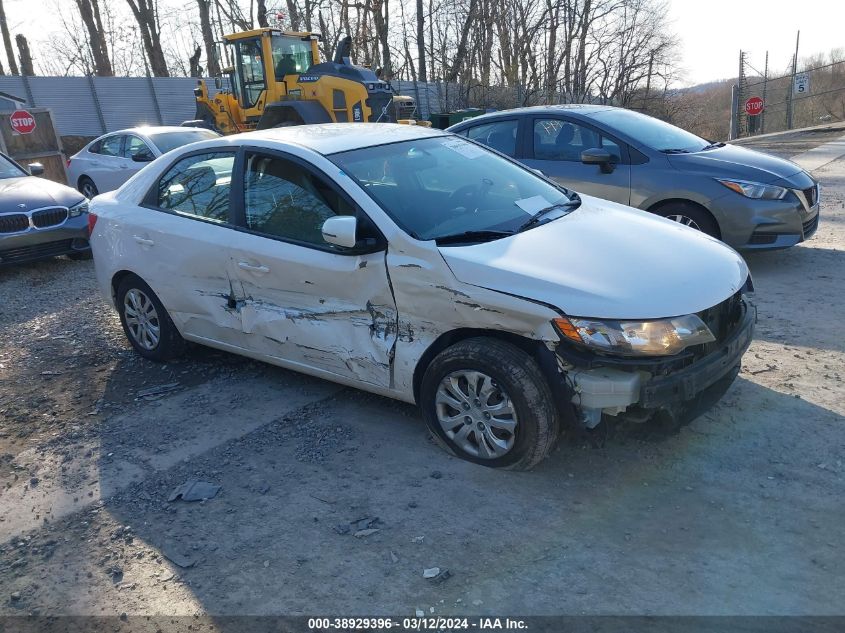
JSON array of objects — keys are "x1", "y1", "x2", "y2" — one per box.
[{"x1": 794, "y1": 72, "x2": 810, "y2": 94}]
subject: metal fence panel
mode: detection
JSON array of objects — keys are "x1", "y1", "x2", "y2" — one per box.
[
  {"x1": 28, "y1": 77, "x2": 103, "y2": 136},
  {"x1": 152, "y1": 77, "x2": 203, "y2": 125},
  {"x1": 94, "y1": 77, "x2": 164, "y2": 130}
]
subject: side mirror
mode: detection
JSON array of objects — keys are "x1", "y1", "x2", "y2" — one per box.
[
  {"x1": 322, "y1": 216, "x2": 358, "y2": 248},
  {"x1": 131, "y1": 150, "x2": 155, "y2": 163},
  {"x1": 214, "y1": 75, "x2": 223, "y2": 90},
  {"x1": 581, "y1": 148, "x2": 615, "y2": 173},
  {"x1": 28, "y1": 162, "x2": 44, "y2": 176}
]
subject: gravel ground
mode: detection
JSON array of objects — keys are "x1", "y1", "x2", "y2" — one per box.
[{"x1": 1, "y1": 147, "x2": 843, "y2": 623}]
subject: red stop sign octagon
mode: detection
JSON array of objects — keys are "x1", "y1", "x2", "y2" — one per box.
[
  {"x1": 9, "y1": 109, "x2": 36, "y2": 134},
  {"x1": 745, "y1": 96, "x2": 764, "y2": 116}
]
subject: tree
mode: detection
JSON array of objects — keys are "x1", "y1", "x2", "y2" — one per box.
[
  {"x1": 196, "y1": 0, "x2": 220, "y2": 76},
  {"x1": 0, "y1": 0, "x2": 18, "y2": 75},
  {"x1": 75, "y1": 0, "x2": 113, "y2": 76},
  {"x1": 126, "y1": 0, "x2": 170, "y2": 76},
  {"x1": 415, "y1": 0, "x2": 426, "y2": 82},
  {"x1": 16, "y1": 34, "x2": 33, "y2": 76},
  {"x1": 188, "y1": 45, "x2": 202, "y2": 77}
]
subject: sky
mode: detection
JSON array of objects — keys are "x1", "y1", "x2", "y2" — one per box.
[
  {"x1": 3, "y1": 0, "x2": 844, "y2": 86},
  {"x1": 668, "y1": 0, "x2": 844, "y2": 85}
]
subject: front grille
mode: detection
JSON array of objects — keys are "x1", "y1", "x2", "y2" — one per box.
[
  {"x1": 31, "y1": 207, "x2": 68, "y2": 228},
  {"x1": 696, "y1": 291, "x2": 744, "y2": 354},
  {"x1": 0, "y1": 213, "x2": 28, "y2": 233},
  {"x1": 802, "y1": 213, "x2": 819, "y2": 238},
  {"x1": 803, "y1": 185, "x2": 818, "y2": 207},
  {"x1": 0, "y1": 239, "x2": 74, "y2": 264}
]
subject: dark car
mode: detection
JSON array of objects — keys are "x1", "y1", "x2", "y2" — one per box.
[
  {"x1": 0, "y1": 153, "x2": 91, "y2": 266},
  {"x1": 448, "y1": 105, "x2": 820, "y2": 250}
]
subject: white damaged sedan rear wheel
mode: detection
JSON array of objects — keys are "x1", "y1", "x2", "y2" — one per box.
[{"x1": 420, "y1": 337, "x2": 559, "y2": 470}]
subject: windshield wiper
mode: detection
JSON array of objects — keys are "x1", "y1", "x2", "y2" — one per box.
[
  {"x1": 517, "y1": 200, "x2": 579, "y2": 233},
  {"x1": 659, "y1": 148, "x2": 692, "y2": 154},
  {"x1": 701, "y1": 141, "x2": 726, "y2": 150},
  {"x1": 434, "y1": 229, "x2": 515, "y2": 245}
]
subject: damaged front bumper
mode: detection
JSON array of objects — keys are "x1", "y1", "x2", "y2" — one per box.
[{"x1": 559, "y1": 298, "x2": 755, "y2": 428}]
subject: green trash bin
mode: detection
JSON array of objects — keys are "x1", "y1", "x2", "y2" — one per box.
[{"x1": 429, "y1": 109, "x2": 485, "y2": 130}]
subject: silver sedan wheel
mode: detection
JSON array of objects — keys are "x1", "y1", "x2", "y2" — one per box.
[
  {"x1": 80, "y1": 181, "x2": 97, "y2": 199},
  {"x1": 434, "y1": 370, "x2": 518, "y2": 459},
  {"x1": 123, "y1": 288, "x2": 160, "y2": 351},
  {"x1": 665, "y1": 214, "x2": 702, "y2": 231}
]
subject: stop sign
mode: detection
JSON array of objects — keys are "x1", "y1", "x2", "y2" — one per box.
[
  {"x1": 9, "y1": 109, "x2": 36, "y2": 134},
  {"x1": 745, "y1": 96, "x2": 764, "y2": 116}
]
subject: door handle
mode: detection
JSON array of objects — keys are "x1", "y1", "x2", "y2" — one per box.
[
  {"x1": 133, "y1": 235, "x2": 154, "y2": 246},
  {"x1": 238, "y1": 261, "x2": 270, "y2": 274}
]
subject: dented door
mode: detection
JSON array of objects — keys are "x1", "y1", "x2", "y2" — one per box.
[
  {"x1": 226, "y1": 149, "x2": 397, "y2": 388},
  {"x1": 228, "y1": 238, "x2": 397, "y2": 387}
]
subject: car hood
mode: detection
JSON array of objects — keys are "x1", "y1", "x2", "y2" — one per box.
[
  {"x1": 438, "y1": 197, "x2": 748, "y2": 320},
  {"x1": 668, "y1": 143, "x2": 805, "y2": 184},
  {"x1": 0, "y1": 176, "x2": 84, "y2": 212}
]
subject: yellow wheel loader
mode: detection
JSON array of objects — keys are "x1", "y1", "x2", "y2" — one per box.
[{"x1": 184, "y1": 29, "x2": 427, "y2": 133}]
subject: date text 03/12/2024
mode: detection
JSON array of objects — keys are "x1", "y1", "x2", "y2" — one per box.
[{"x1": 307, "y1": 617, "x2": 529, "y2": 630}]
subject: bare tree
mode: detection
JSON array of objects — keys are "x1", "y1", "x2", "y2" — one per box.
[
  {"x1": 76, "y1": 0, "x2": 113, "y2": 76},
  {"x1": 0, "y1": 0, "x2": 18, "y2": 75},
  {"x1": 196, "y1": 0, "x2": 220, "y2": 76},
  {"x1": 125, "y1": 0, "x2": 170, "y2": 76},
  {"x1": 188, "y1": 44, "x2": 202, "y2": 76}
]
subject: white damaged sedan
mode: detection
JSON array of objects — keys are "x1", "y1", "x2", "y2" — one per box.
[{"x1": 89, "y1": 123, "x2": 754, "y2": 469}]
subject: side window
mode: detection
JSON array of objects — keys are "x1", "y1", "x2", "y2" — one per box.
[
  {"x1": 88, "y1": 140, "x2": 102, "y2": 154},
  {"x1": 124, "y1": 135, "x2": 151, "y2": 159},
  {"x1": 533, "y1": 119, "x2": 605, "y2": 162},
  {"x1": 465, "y1": 120, "x2": 518, "y2": 157},
  {"x1": 157, "y1": 151, "x2": 235, "y2": 222},
  {"x1": 244, "y1": 153, "x2": 355, "y2": 247},
  {"x1": 97, "y1": 135, "x2": 124, "y2": 157}
]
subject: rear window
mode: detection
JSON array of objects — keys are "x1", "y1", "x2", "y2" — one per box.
[{"x1": 148, "y1": 129, "x2": 220, "y2": 155}]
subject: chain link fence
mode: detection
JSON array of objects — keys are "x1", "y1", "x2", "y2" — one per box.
[{"x1": 737, "y1": 58, "x2": 845, "y2": 137}]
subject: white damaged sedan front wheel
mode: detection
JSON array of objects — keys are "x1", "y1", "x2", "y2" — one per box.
[{"x1": 420, "y1": 337, "x2": 559, "y2": 470}]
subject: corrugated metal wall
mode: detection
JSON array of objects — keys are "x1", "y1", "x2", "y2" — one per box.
[{"x1": 0, "y1": 75, "x2": 455, "y2": 137}]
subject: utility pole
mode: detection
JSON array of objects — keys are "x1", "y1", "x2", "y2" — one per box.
[{"x1": 787, "y1": 30, "x2": 800, "y2": 130}]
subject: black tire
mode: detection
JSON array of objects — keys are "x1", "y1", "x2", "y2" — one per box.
[
  {"x1": 653, "y1": 202, "x2": 719, "y2": 238},
  {"x1": 420, "y1": 337, "x2": 559, "y2": 470},
  {"x1": 78, "y1": 176, "x2": 98, "y2": 199},
  {"x1": 67, "y1": 250, "x2": 93, "y2": 261},
  {"x1": 116, "y1": 274, "x2": 185, "y2": 361}
]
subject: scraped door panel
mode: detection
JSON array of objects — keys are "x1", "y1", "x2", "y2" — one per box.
[{"x1": 229, "y1": 239, "x2": 397, "y2": 387}]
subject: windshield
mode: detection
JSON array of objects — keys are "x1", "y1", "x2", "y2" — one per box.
[
  {"x1": 271, "y1": 35, "x2": 313, "y2": 79},
  {"x1": 331, "y1": 137, "x2": 572, "y2": 242},
  {"x1": 589, "y1": 108, "x2": 709, "y2": 153},
  {"x1": 0, "y1": 154, "x2": 26, "y2": 179},
  {"x1": 148, "y1": 130, "x2": 220, "y2": 154}
]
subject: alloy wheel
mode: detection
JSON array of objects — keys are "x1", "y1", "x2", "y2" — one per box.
[
  {"x1": 665, "y1": 214, "x2": 702, "y2": 231},
  {"x1": 434, "y1": 370, "x2": 518, "y2": 459},
  {"x1": 123, "y1": 288, "x2": 160, "y2": 351}
]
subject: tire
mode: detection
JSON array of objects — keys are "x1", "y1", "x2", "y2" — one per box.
[
  {"x1": 116, "y1": 274, "x2": 185, "y2": 361},
  {"x1": 653, "y1": 202, "x2": 719, "y2": 238},
  {"x1": 420, "y1": 337, "x2": 559, "y2": 470},
  {"x1": 67, "y1": 250, "x2": 93, "y2": 261},
  {"x1": 78, "y1": 177, "x2": 98, "y2": 199}
]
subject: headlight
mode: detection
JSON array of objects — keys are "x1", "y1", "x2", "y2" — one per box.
[
  {"x1": 553, "y1": 314, "x2": 715, "y2": 357},
  {"x1": 717, "y1": 178, "x2": 787, "y2": 200},
  {"x1": 68, "y1": 200, "x2": 89, "y2": 217}
]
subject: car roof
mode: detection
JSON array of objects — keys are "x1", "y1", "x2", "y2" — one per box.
[
  {"x1": 234, "y1": 123, "x2": 450, "y2": 155},
  {"x1": 448, "y1": 104, "x2": 618, "y2": 129},
  {"x1": 99, "y1": 126, "x2": 215, "y2": 138}
]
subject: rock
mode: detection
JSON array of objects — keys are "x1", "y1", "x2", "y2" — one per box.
[
  {"x1": 472, "y1": 599, "x2": 483, "y2": 606},
  {"x1": 415, "y1": 609, "x2": 425, "y2": 617},
  {"x1": 390, "y1": 551, "x2": 399, "y2": 563},
  {"x1": 29, "y1": 477, "x2": 39, "y2": 486},
  {"x1": 430, "y1": 471, "x2": 442, "y2": 479},
  {"x1": 423, "y1": 567, "x2": 441, "y2": 578},
  {"x1": 10, "y1": 591, "x2": 21, "y2": 601}
]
